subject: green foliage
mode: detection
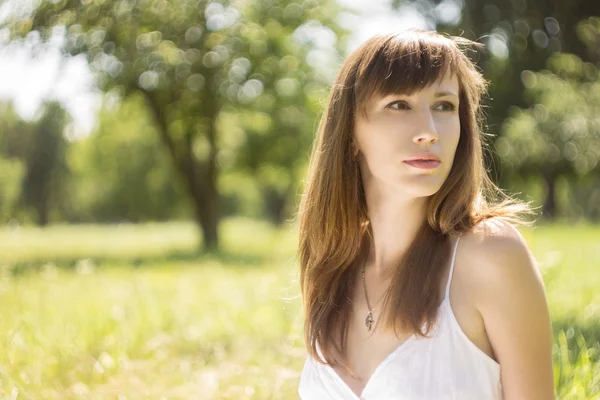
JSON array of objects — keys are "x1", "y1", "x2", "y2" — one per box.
[
  {"x1": 0, "y1": 220, "x2": 598, "y2": 399},
  {"x1": 67, "y1": 93, "x2": 190, "y2": 222},
  {"x1": 0, "y1": 100, "x2": 72, "y2": 225},
  {"x1": 504, "y1": 174, "x2": 600, "y2": 223},
  {"x1": 0, "y1": 156, "x2": 24, "y2": 222},
  {"x1": 21, "y1": 101, "x2": 72, "y2": 225},
  {"x1": 0, "y1": 101, "x2": 35, "y2": 223},
  {"x1": 498, "y1": 56, "x2": 600, "y2": 177},
  {"x1": 496, "y1": 45, "x2": 600, "y2": 220}
]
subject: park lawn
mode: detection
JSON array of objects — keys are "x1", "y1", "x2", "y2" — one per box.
[{"x1": 0, "y1": 218, "x2": 598, "y2": 399}]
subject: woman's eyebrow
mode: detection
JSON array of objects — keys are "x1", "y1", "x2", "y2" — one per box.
[
  {"x1": 376, "y1": 90, "x2": 459, "y2": 105},
  {"x1": 434, "y1": 91, "x2": 459, "y2": 99}
]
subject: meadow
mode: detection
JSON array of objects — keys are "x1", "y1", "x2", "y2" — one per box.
[{"x1": 0, "y1": 218, "x2": 598, "y2": 399}]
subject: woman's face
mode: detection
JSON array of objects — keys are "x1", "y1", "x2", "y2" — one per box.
[{"x1": 353, "y1": 72, "x2": 461, "y2": 198}]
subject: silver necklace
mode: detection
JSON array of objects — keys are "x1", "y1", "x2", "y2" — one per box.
[{"x1": 361, "y1": 258, "x2": 389, "y2": 331}]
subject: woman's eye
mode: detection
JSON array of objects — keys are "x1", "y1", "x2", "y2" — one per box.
[
  {"x1": 387, "y1": 101, "x2": 410, "y2": 110},
  {"x1": 387, "y1": 101, "x2": 457, "y2": 112},
  {"x1": 435, "y1": 102, "x2": 457, "y2": 112}
]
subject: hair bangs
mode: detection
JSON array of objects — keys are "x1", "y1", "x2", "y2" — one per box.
[{"x1": 354, "y1": 32, "x2": 461, "y2": 119}]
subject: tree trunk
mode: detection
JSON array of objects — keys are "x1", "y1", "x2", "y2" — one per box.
[
  {"x1": 542, "y1": 172, "x2": 557, "y2": 219},
  {"x1": 194, "y1": 183, "x2": 219, "y2": 251},
  {"x1": 186, "y1": 154, "x2": 219, "y2": 252},
  {"x1": 145, "y1": 92, "x2": 220, "y2": 253},
  {"x1": 37, "y1": 197, "x2": 48, "y2": 226},
  {"x1": 263, "y1": 186, "x2": 287, "y2": 227}
]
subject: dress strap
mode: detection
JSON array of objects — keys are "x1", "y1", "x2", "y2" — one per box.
[{"x1": 444, "y1": 233, "x2": 463, "y2": 300}]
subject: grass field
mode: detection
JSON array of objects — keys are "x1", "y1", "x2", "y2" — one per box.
[{"x1": 0, "y1": 218, "x2": 598, "y2": 399}]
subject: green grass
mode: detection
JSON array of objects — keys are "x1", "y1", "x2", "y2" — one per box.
[{"x1": 0, "y1": 218, "x2": 598, "y2": 399}]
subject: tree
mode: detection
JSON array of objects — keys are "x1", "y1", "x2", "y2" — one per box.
[
  {"x1": 497, "y1": 51, "x2": 600, "y2": 219},
  {"x1": 0, "y1": 100, "x2": 70, "y2": 225},
  {"x1": 22, "y1": 102, "x2": 70, "y2": 225},
  {"x1": 2, "y1": 0, "x2": 348, "y2": 250}
]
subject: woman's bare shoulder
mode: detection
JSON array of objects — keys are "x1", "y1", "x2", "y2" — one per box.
[
  {"x1": 460, "y1": 218, "x2": 529, "y2": 255},
  {"x1": 464, "y1": 218, "x2": 523, "y2": 240},
  {"x1": 457, "y1": 221, "x2": 554, "y2": 398},
  {"x1": 457, "y1": 218, "x2": 540, "y2": 291}
]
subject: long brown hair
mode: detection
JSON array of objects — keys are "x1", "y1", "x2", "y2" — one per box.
[{"x1": 296, "y1": 29, "x2": 536, "y2": 374}]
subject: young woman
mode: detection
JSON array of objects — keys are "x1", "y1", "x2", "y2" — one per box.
[{"x1": 296, "y1": 29, "x2": 555, "y2": 399}]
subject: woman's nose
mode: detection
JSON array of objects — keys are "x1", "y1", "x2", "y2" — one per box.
[{"x1": 413, "y1": 110, "x2": 439, "y2": 144}]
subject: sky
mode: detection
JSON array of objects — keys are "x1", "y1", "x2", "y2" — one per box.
[{"x1": 0, "y1": 0, "x2": 463, "y2": 139}]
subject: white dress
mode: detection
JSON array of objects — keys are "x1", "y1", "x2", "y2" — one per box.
[{"x1": 298, "y1": 234, "x2": 503, "y2": 399}]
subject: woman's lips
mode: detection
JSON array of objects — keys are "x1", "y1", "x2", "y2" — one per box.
[{"x1": 403, "y1": 160, "x2": 441, "y2": 169}]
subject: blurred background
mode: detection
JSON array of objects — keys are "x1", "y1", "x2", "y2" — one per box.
[{"x1": 0, "y1": 0, "x2": 598, "y2": 398}]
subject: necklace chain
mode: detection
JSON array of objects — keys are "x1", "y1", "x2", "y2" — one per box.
[{"x1": 361, "y1": 257, "x2": 390, "y2": 331}]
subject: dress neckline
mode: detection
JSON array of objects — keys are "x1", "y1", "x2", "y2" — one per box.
[
  {"x1": 317, "y1": 234, "x2": 464, "y2": 399},
  {"x1": 321, "y1": 297, "x2": 451, "y2": 399}
]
